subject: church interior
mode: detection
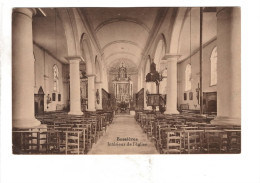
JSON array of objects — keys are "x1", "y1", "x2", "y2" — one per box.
[{"x1": 12, "y1": 7, "x2": 241, "y2": 154}]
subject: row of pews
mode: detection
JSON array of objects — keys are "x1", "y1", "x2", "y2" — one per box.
[
  {"x1": 135, "y1": 111, "x2": 241, "y2": 154},
  {"x1": 12, "y1": 111, "x2": 114, "y2": 154}
]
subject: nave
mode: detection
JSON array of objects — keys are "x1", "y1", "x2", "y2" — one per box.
[
  {"x1": 13, "y1": 112, "x2": 159, "y2": 155},
  {"x1": 88, "y1": 115, "x2": 158, "y2": 154},
  {"x1": 12, "y1": 110, "x2": 241, "y2": 154}
]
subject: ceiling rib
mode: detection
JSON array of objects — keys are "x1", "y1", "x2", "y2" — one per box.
[
  {"x1": 77, "y1": 9, "x2": 103, "y2": 55},
  {"x1": 109, "y1": 58, "x2": 137, "y2": 67},
  {"x1": 141, "y1": 8, "x2": 169, "y2": 68},
  {"x1": 105, "y1": 51, "x2": 139, "y2": 62},
  {"x1": 102, "y1": 40, "x2": 142, "y2": 52},
  {"x1": 95, "y1": 17, "x2": 150, "y2": 33}
]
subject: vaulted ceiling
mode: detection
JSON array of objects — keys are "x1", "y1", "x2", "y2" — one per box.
[
  {"x1": 178, "y1": 8, "x2": 217, "y2": 61},
  {"x1": 79, "y1": 8, "x2": 162, "y2": 71},
  {"x1": 32, "y1": 7, "x2": 217, "y2": 73},
  {"x1": 33, "y1": 8, "x2": 68, "y2": 63}
]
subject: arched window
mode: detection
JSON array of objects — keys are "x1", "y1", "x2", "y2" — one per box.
[
  {"x1": 185, "y1": 64, "x2": 191, "y2": 91},
  {"x1": 210, "y1": 47, "x2": 217, "y2": 86},
  {"x1": 53, "y1": 64, "x2": 59, "y2": 92}
]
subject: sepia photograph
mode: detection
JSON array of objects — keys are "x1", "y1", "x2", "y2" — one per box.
[
  {"x1": 2, "y1": 1, "x2": 260, "y2": 183},
  {"x1": 11, "y1": 7, "x2": 241, "y2": 155}
]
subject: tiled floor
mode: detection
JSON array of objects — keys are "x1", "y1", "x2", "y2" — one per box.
[{"x1": 88, "y1": 115, "x2": 158, "y2": 154}]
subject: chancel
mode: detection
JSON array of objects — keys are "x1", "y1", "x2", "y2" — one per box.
[
  {"x1": 112, "y1": 61, "x2": 134, "y2": 114},
  {"x1": 12, "y1": 7, "x2": 241, "y2": 154}
]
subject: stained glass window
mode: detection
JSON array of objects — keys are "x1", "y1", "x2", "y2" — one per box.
[{"x1": 53, "y1": 64, "x2": 59, "y2": 92}]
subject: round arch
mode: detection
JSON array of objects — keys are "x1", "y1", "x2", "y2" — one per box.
[
  {"x1": 152, "y1": 34, "x2": 167, "y2": 59},
  {"x1": 57, "y1": 8, "x2": 81, "y2": 56},
  {"x1": 144, "y1": 55, "x2": 152, "y2": 75},
  {"x1": 168, "y1": 7, "x2": 189, "y2": 54},
  {"x1": 81, "y1": 33, "x2": 94, "y2": 74},
  {"x1": 152, "y1": 35, "x2": 168, "y2": 94},
  {"x1": 144, "y1": 55, "x2": 153, "y2": 93},
  {"x1": 152, "y1": 34, "x2": 167, "y2": 72}
]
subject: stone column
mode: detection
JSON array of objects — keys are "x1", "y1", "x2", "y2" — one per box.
[
  {"x1": 116, "y1": 84, "x2": 118, "y2": 98},
  {"x1": 67, "y1": 57, "x2": 83, "y2": 115},
  {"x1": 87, "y1": 75, "x2": 96, "y2": 111},
  {"x1": 113, "y1": 83, "x2": 116, "y2": 96},
  {"x1": 163, "y1": 54, "x2": 180, "y2": 114},
  {"x1": 212, "y1": 7, "x2": 241, "y2": 126},
  {"x1": 12, "y1": 8, "x2": 41, "y2": 128},
  {"x1": 95, "y1": 82, "x2": 103, "y2": 110}
]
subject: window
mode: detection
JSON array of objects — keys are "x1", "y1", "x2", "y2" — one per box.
[
  {"x1": 185, "y1": 64, "x2": 191, "y2": 91},
  {"x1": 210, "y1": 47, "x2": 217, "y2": 86},
  {"x1": 53, "y1": 64, "x2": 59, "y2": 92}
]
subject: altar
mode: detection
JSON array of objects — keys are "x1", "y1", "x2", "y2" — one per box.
[{"x1": 112, "y1": 62, "x2": 133, "y2": 113}]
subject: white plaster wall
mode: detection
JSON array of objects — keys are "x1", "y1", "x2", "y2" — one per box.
[
  {"x1": 177, "y1": 39, "x2": 217, "y2": 110},
  {"x1": 33, "y1": 44, "x2": 68, "y2": 111}
]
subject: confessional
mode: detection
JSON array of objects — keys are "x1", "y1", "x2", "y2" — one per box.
[
  {"x1": 203, "y1": 92, "x2": 217, "y2": 114},
  {"x1": 34, "y1": 86, "x2": 44, "y2": 115}
]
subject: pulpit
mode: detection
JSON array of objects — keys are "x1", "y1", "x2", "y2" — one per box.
[{"x1": 145, "y1": 61, "x2": 166, "y2": 113}]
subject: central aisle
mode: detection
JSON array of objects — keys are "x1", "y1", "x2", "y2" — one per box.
[{"x1": 88, "y1": 115, "x2": 158, "y2": 154}]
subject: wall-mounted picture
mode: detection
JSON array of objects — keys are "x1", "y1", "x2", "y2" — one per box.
[
  {"x1": 189, "y1": 92, "x2": 193, "y2": 100},
  {"x1": 52, "y1": 93, "x2": 56, "y2": 101},
  {"x1": 184, "y1": 93, "x2": 187, "y2": 100}
]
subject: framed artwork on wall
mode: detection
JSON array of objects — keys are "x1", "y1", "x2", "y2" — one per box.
[
  {"x1": 184, "y1": 93, "x2": 187, "y2": 100},
  {"x1": 189, "y1": 92, "x2": 193, "y2": 100},
  {"x1": 52, "y1": 93, "x2": 56, "y2": 101}
]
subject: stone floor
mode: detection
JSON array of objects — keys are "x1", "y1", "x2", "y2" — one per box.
[{"x1": 88, "y1": 115, "x2": 158, "y2": 154}]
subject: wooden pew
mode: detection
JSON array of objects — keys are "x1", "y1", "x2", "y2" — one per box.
[
  {"x1": 161, "y1": 130, "x2": 183, "y2": 154},
  {"x1": 65, "y1": 130, "x2": 85, "y2": 154}
]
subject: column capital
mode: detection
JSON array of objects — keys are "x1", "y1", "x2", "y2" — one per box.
[
  {"x1": 66, "y1": 56, "x2": 84, "y2": 64},
  {"x1": 216, "y1": 7, "x2": 232, "y2": 16},
  {"x1": 159, "y1": 59, "x2": 168, "y2": 64},
  {"x1": 216, "y1": 7, "x2": 240, "y2": 20},
  {"x1": 13, "y1": 8, "x2": 37, "y2": 18},
  {"x1": 216, "y1": 7, "x2": 226, "y2": 14},
  {"x1": 162, "y1": 54, "x2": 181, "y2": 61}
]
